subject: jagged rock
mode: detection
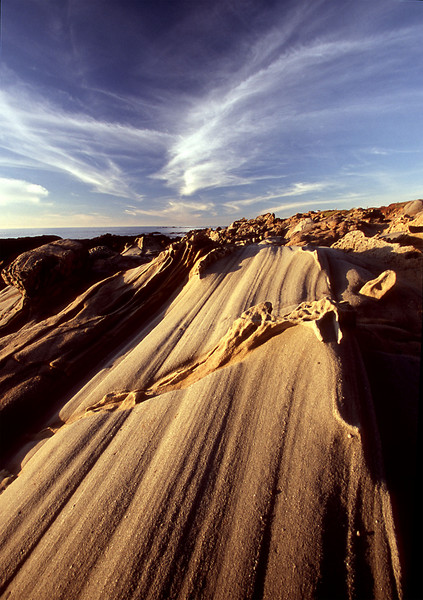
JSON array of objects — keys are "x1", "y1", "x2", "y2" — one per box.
[
  {"x1": 86, "y1": 296, "x2": 345, "y2": 413},
  {"x1": 207, "y1": 229, "x2": 223, "y2": 243},
  {"x1": 409, "y1": 212, "x2": 423, "y2": 230},
  {"x1": 189, "y1": 246, "x2": 235, "y2": 279},
  {"x1": 331, "y1": 230, "x2": 423, "y2": 287},
  {"x1": 215, "y1": 213, "x2": 284, "y2": 244},
  {"x1": 287, "y1": 217, "x2": 315, "y2": 238},
  {"x1": 0, "y1": 235, "x2": 218, "y2": 454},
  {"x1": 378, "y1": 231, "x2": 423, "y2": 248},
  {"x1": 1, "y1": 240, "x2": 88, "y2": 299},
  {"x1": 89, "y1": 245, "x2": 146, "y2": 277},
  {"x1": 0, "y1": 235, "x2": 61, "y2": 267},
  {"x1": 89, "y1": 246, "x2": 116, "y2": 259},
  {"x1": 85, "y1": 233, "x2": 139, "y2": 254},
  {"x1": 382, "y1": 211, "x2": 423, "y2": 249},
  {"x1": 0, "y1": 235, "x2": 62, "y2": 291}
]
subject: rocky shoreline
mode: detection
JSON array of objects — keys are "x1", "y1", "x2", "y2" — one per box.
[{"x1": 0, "y1": 200, "x2": 421, "y2": 599}]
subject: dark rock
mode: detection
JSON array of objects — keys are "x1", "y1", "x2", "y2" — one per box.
[
  {"x1": 136, "y1": 234, "x2": 172, "y2": 257},
  {"x1": 0, "y1": 235, "x2": 61, "y2": 265},
  {"x1": 85, "y1": 233, "x2": 137, "y2": 254},
  {"x1": 89, "y1": 246, "x2": 117, "y2": 260},
  {"x1": 1, "y1": 239, "x2": 88, "y2": 299},
  {"x1": 0, "y1": 235, "x2": 62, "y2": 291}
]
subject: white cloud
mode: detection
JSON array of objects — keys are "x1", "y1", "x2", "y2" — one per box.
[
  {"x1": 264, "y1": 198, "x2": 350, "y2": 215},
  {"x1": 0, "y1": 177, "x2": 49, "y2": 205},
  {"x1": 278, "y1": 182, "x2": 330, "y2": 197},
  {"x1": 1, "y1": 4, "x2": 422, "y2": 224}
]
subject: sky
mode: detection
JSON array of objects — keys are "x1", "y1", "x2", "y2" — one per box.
[{"x1": 0, "y1": 0, "x2": 422, "y2": 228}]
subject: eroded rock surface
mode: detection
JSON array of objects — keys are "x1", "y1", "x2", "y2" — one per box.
[
  {"x1": 1, "y1": 239, "x2": 88, "y2": 299},
  {"x1": 0, "y1": 200, "x2": 421, "y2": 600},
  {"x1": 0, "y1": 235, "x2": 61, "y2": 288}
]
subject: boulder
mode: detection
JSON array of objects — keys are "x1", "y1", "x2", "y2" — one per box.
[
  {"x1": 0, "y1": 235, "x2": 61, "y2": 291},
  {"x1": 136, "y1": 234, "x2": 172, "y2": 257},
  {"x1": 1, "y1": 239, "x2": 88, "y2": 298},
  {"x1": 403, "y1": 199, "x2": 423, "y2": 217},
  {"x1": 331, "y1": 230, "x2": 423, "y2": 288}
]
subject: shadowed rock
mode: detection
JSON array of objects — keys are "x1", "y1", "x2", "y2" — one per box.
[
  {"x1": 0, "y1": 201, "x2": 421, "y2": 600},
  {"x1": 0, "y1": 236, "x2": 62, "y2": 291},
  {"x1": 1, "y1": 240, "x2": 88, "y2": 299}
]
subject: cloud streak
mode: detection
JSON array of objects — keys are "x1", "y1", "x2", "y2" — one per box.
[
  {"x1": 222, "y1": 182, "x2": 333, "y2": 212},
  {"x1": 154, "y1": 22, "x2": 423, "y2": 197},
  {"x1": 1, "y1": 0, "x2": 422, "y2": 226},
  {"x1": 0, "y1": 73, "x2": 173, "y2": 200}
]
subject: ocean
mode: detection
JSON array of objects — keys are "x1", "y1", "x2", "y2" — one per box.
[{"x1": 0, "y1": 226, "x2": 208, "y2": 240}]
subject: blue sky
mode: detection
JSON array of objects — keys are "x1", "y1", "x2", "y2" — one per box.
[{"x1": 1, "y1": 0, "x2": 422, "y2": 227}]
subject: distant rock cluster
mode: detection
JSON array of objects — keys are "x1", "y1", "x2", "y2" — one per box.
[
  {"x1": 200, "y1": 200, "x2": 423, "y2": 250},
  {"x1": 189, "y1": 199, "x2": 423, "y2": 287},
  {"x1": 1, "y1": 200, "x2": 422, "y2": 311}
]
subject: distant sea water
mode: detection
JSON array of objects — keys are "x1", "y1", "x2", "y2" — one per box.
[{"x1": 0, "y1": 226, "x2": 211, "y2": 240}]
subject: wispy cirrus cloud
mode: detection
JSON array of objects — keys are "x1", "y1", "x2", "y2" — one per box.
[
  {"x1": 125, "y1": 199, "x2": 217, "y2": 224},
  {"x1": 1, "y1": 0, "x2": 422, "y2": 227},
  {"x1": 0, "y1": 73, "x2": 173, "y2": 200},
  {"x1": 222, "y1": 182, "x2": 333, "y2": 212},
  {"x1": 154, "y1": 21, "x2": 423, "y2": 198}
]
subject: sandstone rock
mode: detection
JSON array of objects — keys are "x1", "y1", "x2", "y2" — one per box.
[
  {"x1": 409, "y1": 212, "x2": 423, "y2": 230},
  {"x1": 89, "y1": 246, "x2": 116, "y2": 259},
  {"x1": 331, "y1": 230, "x2": 423, "y2": 287},
  {"x1": 359, "y1": 270, "x2": 396, "y2": 299},
  {"x1": 378, "y1": 231, "x2": 423, "y2": 248},
  {"x1": 403, "y1": 199, "x2": 423, "y2": 217},
  {"x1": 287, "y1": 218, "x2": 315, "y2": 238},
  {"x1": 136, "y1": 234, "x2": 171, "y2": 256},
  {"x1": 207, "y1": 230, "x2": 222, "y2": 243},
  {"x1": 90, "y1": 250, "x2": 146, "y2": 277},
  {"x1": 0, "y1": 235, "x2": 62, "y2": 291},
  {"x1": 1, "y1": 240, "x2": 88, "y2": 298}
]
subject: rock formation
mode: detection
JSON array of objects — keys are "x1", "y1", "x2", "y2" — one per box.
[
  {"x1": 1, "y1": 239, "x2": 88, "y2": 298},
  {"x1": 0, "y1": 200, "x2": 421, "y2": 600}
]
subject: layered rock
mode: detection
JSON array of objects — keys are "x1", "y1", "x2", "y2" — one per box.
[
  {"x1": 1, "y1": 240, "x2": 88, "y2": 299},
  {"x1": 0, "y1": 235, "x2": 61, "y2": 291},
  {"x1": 0, "y1": 202, "x2": 421, "y2": 599},
  {"x1": 0, "y1": 200, "x2": 421, "y2": 454},
  {"x1": 0, "y1": 233, "x2": 220, "y2": 455}
]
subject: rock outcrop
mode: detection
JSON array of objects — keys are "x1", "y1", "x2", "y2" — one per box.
[
  {"x1": 1, "y1": 239, "x2": 88, "y2": 299},
  {"x1": 1, "y1": 200, "x2": 422, "y2": 453},
  {"x1": 0, "y1": 235, "x2": 61, "y2": 291},
  {"x1": 0, "y1": 233, "x2": 219, "y2": 454},
  {"x1": 0, "y1": 200, "x2": 421, "y2": 600}
]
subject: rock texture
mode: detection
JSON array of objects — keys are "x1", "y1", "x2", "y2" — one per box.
[
  {"x1": 0, "y1": 201, "x2": 421, "y2": 600},
  {"x1": 0, "y1": 235, "x2": 61, "y2": 291},
  {"x1": 1, "y1": 239, "x2": 88, "y2": 298}
]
